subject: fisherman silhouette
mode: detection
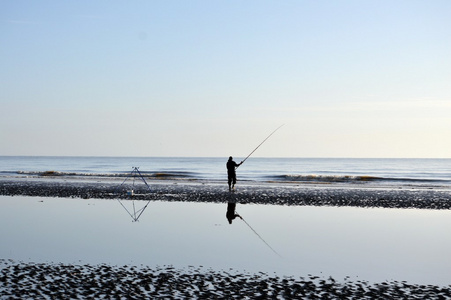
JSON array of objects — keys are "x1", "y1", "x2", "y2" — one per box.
[
  {"x1": 226, "y1": 156, "x2": 243, "y2": 192},
  {"x1": 226, "y1": 202, "x2": 241, "y2": 224}
]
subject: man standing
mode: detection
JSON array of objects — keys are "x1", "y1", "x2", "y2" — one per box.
[{"x1": 226, "y1": 156, "x2": 242, "y2": 192}]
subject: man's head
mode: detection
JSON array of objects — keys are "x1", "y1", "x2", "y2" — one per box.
[{"x1": 229, "y1": 156, "x2": 233, "y2": 161}]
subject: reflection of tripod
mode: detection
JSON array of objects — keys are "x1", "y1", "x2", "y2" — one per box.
[{"x1": 116, "y1": 167, "x2": 152, "y2": 222}]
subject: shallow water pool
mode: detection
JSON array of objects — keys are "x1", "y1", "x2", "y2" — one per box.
[{"x1": 0, "y1": 196, "x2": 450, "y2": 285}]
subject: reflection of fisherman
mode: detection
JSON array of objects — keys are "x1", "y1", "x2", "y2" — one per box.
[
  {"x1": 226, "y1": 202, "x2": 241, "y2": 224},
  {"x1": 226, "y1": 156, "x2": 243, "y2": 192}
]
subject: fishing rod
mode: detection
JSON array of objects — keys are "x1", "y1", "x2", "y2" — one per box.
[
  {"x1": 237, "y1": 213, "x2": 282, "y2": 257},
  {"x1": 239, "y1": 124, "x2": 284, "y2": 167}
]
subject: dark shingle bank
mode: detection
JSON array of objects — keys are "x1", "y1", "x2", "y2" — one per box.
[{"x1": 1, "y1": 179, "x2": 451, "y2": 210}]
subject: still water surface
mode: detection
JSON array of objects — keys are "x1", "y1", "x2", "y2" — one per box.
[{"x1": 1, "y1": 196, "x2": 450, "y2": 285}]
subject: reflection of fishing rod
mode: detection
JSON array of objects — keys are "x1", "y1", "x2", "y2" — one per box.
[
  {"x1": 237, "y1": 213, "x2": 282, "y2": 257},
  {"x1": 239, "y1": 124, "x2": 284, "y2": 167}
]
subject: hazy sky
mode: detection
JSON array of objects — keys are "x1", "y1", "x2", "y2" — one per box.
[{"x1": 1, "y1": 1, "x2": 450, "y2": 158}]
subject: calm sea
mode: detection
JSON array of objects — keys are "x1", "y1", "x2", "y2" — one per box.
[{"x1": 1, "y1": 156, "x2": 451, "y2": 186}]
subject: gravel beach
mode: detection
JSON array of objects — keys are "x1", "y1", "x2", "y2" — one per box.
[
  {"x1": 1, "y1": 259, "x2": 450, "y2": 299},
  {"x1": 1, "y1": 177, "x2": 450, "y2": 210}
]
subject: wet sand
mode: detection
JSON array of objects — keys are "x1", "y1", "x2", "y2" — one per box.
[
  {"x1": 1, "y1": 259, "x2": 450, "y2": 299},
  {"x1": 1, "y1": 177, "x2": 450, "y2": 209}
]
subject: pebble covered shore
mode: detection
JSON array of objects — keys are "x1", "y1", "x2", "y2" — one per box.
[
  {"x1": 1, "y1": 260, "x2": 450, "y2": 299},
  {"x1": 1, "y1": 178, "x2": 451, "y2": 209}
]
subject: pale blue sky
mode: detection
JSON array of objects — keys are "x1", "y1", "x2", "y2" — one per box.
[{"x1": 1, "y1": 1, "x2": 450, "y2": 157}]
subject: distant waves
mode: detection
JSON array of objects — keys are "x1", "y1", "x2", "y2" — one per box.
[
  {"x1": 9, "y1": 170, "x2": 199, "y2": 180},
  {"x1": 3, "y1": 171, "x2": 450, "y2": 188},
  {"x1": 2, "y1": 157, "x2": 451, "y2": 187},
  {"x1": 267, "y1": 174, "x2": 451, "y2": 185}
]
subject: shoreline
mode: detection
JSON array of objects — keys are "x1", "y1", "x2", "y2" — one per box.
[
  {"x1": 1, "y1": 177, "x2": 451, "y2": 209},
  {"x1": 1, "y1": 260, "x2": 450, "y2": 298}
]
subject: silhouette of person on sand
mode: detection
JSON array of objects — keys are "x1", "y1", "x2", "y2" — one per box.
[
  {"x1": 226, "y1": 202, "x2": 241, "y2": 224},
  {"x1": 226, "y1": 156, "x2": 242, "y2": 192}
]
